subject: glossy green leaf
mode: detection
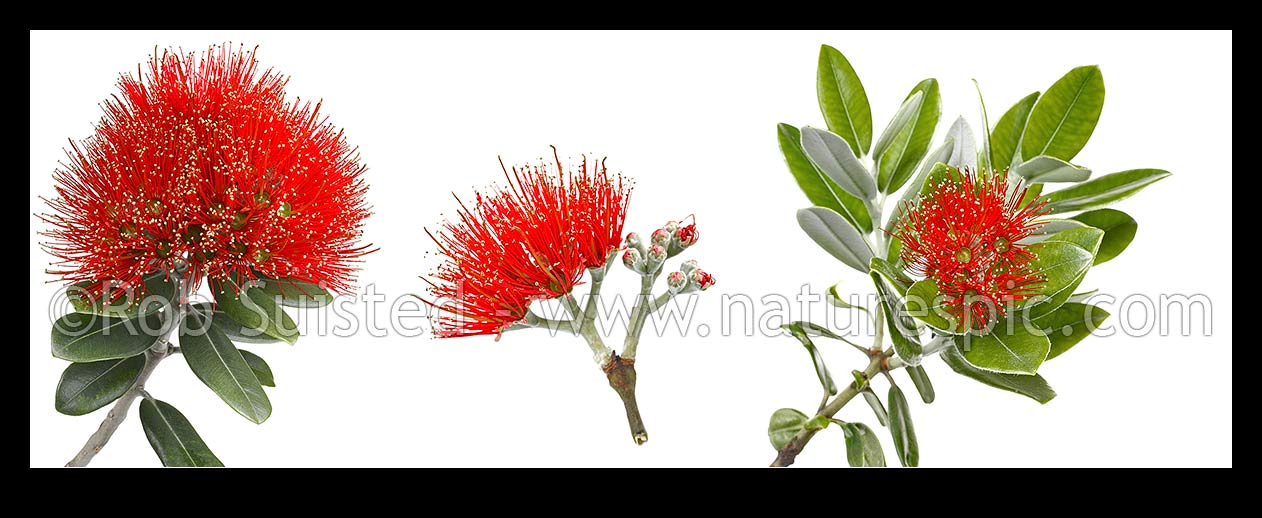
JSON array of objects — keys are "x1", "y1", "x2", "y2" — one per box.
[
  {"x1": 871, "y1": 269, "x2": 922, "y2": 365},
  {"x1": 887, "y1": 385, "x2": 919, "y2": 467},
  {"x1": 1034, "y1": 303, "x2": 1110, "y2": 360},
  {"x1": 861, "y1": 389, "x2": 888, "y2": 426},
  {"x1": 973, "y1": 79, "x2": 992, "y2": 173},
  {"x1": 797, "y1": 207, "x2": 875, "y2": 273},
  {"x1": 990, "y1": 92, "x2": 1039, "y2": 168},
  {"x1": 940, "y1": 342, "x2": 1056, "y2": 403},
  {"x1": 769, "y1": 408, "x2": 810, "y2": 450},
  {"x1": 1070, "y1": 208, "x2": 1138, "y2": 265},
  {"x1": 239, "y1": 350, "x2": 275, "y2": 387},
  {"x1": 255, "y1": 276, "x2": 332, "y2": 308},
  {"x1": 180, "y1": 310, "x2": 272, "y2": 423},
  {"x1": 213, "y1": 282, "x2": 299, "y2": 345},
  {"x1": 918, "y1": 161, "x2": 959, "y2": 198},
  {"x1": 778, "y1": 124, "x2": 873, "y2": 232},
  {"x1": 904, "y1": 279, "x2": 964, "y2": 334},
  {"x1": 783, "y1": 323, "x2": 837, "y2": 396},
  {"x1": 816, "y1": 45, "x2": 872, "y2": 157},
  {"x1": 139, "y1": 397, "x2": 224, "y2": 467},
  {"x1": 1024, "y1": 240, "x2": 1097, "y2": 320},
  {"x1": 885, "y1": 141, "x2": 954, "y2": 232},
  {"x1": 840, "y1": 422, "x2": 886, "y2": 467},
  {"x1": 1043, "y1": 169, "x2": 1171, "y2": 214},
  {"x1": 1019, "y1": 219, "x2": 1090, "y2": 244},
  {"x1": 1043, "y1": 227, "x2": 1104, "y2": 255},
  {"x1": 905, "y1": 364, "x2": 935, "y2": 404},
  {"x1": 954, "y1": 324, "x2": 1051, "y2": 375},
  {"x1": 1014, "y1": 155, "x2": 1091, "y2": 183},
  {"x1": 869, "y1": 257, "x2": 913, "y2": 295},
  {"x1": 876, "y1": 79, "x2": 941, "y2": 194},
  {"x1": 944, "y1": 116, "x2": 977, "y2": 170},
  {"x1": 1021, "y1": 182, "x2": 1045, "y2": 207},
  {"x1": 826, "y1": 281, "x2": 873, "y2": 321},
  {"x1": 1021, "y1": 65, "x2": 1104, "y2": 162},
  {"x1": 1068, "y1": 289, "x2": 1099, "y2": 303},
  {"x1": 54, "y1": 355, "x2": 145, "y2": 416},
  {"x1": 873, "y1": 90, "x2": 923, "y2": 168},
  {"x1": 66, "y1": 270, "x2": 176, "y2": 318},
  {"x1": 801, "y1": 127, "x2": 877, "y2": 200},
  {"x1": 51, "y1": 311, "x2": 167, "y2": 362}
]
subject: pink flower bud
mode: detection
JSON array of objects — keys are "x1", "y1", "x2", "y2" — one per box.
[
  {"x1": 663, "y1": 220, "x2": 680, "y2": 235},
  {"x1": 690, "y1": 269, "x2": 715, "y2": 290},
  {"x1": 651, "y1": 228, "x2": 670, "y2": 246},
  {"x1": 648, "y1": 243, "x2": 667, "y2": 262},
  {"x1": 667, "y1": 271, "x2": 687, "y2": 292},
  {"x1": 625, "y1": 231, "x2": 642, "y2": 249},
  {"x1": 622, "y1": 248, "x2": 644, "y2": 271}
]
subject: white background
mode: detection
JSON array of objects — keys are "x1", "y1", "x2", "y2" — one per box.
[{"x1": 29, "y1": 30, "x2": 1232, "y2": 467}]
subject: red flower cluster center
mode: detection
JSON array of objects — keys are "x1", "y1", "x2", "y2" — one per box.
[
  {"x1": 894, "y1": 167, "x2": 1049, "y2": 329},
  {"x1": 426, "y1": 149, "x2": 631, "y2": 338},
  {"x1": 41, "y1": 45, "x2": 372, "y2": 302}
]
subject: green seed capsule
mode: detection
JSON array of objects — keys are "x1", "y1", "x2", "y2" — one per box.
[
  {"x1": 231, "y1": 211, "x2": 249, "y2": 229},
  {"x1": 255, "y1": 191, "x2": 270, "y2": 207},
  {"x1": 182, "y1": 224, "x2": 204, "y2": 243},
  {"x1": 252, "y1": 249, "x2": 271, "y2": 263},
  {"x1": 227, "y1": 241, "x2": 248, "y2": 254},
  {"x1": 155, "y1": 240, "x2": 172, "y2": 258},
  {"x1": 994, "y1": 236, "x2": 1010, "y2": 254},
  {"x1": 955, "y1": 247, "x2": 972, "y2": 264},
  {"x1": 277, "y1": 201, "x2": 293, "y2": 218},
  {"x1": 146, "y1": 199, "x2": 164, "y2": 215},
  {"x1": 119, "y1": 223, "x2": 137, "y2": 239}
]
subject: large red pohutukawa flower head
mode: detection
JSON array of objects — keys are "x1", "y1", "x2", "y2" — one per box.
[
  {"x1": 425, "y1": 148, "x2": 631, "y2": 338},
  {"x1": 40, "y1": 44, "x2": 372, "y2": 301},
  {"x1": 894, "y1": 167, "x2": 1050, "y2": 329}
]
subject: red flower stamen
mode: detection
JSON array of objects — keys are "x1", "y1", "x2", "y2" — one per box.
[
  {"x1": 894, "y1": 167, "x2": 1049, "y2": 329},
  {"x1": 40, "y1": 44, "x2": 372, "y2": 302},
  {"x1": 425, "y1": 148, "x2": 631, "y2": 338}
]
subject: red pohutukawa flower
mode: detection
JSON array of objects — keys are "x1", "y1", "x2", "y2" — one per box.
[
  {"x1": 426, "y1": 149, "x2": 631, "y2": 338},
  {"x1": 894, "y1": 167, "x2": 1049, "y2": 329},
  {"x1": 40, "y1": 44, "x2": 372, "y2": 300}
]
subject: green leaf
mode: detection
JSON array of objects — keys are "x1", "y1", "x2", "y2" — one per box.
[
  {"x1": 1024, "y1": 240, "x2": 1097, "y2": 320},
  {"x1": 66, "y1": 270, "x2": 176, "y2": 318},
  {"x1": 990, "y1": 92, "x2": 1039, "y2": 168},
  {"x1": 885, "y1": 141, "x2": 954, "y2": 232},
  {"x1": 954, "y1": 324, "x2": 1051, "y2": 375},
  {"x1": 1034, "y1": 303, "x2": 1110, "y2": 360},
  {"x1": 940, "y1": 342, "x2": 1056, "y2": 403},
  {"x1": 255, "y1": 276, "x2": 332, "y2": 308},
  {"x1": 905, "y1": 364, "x2": 935, "y2": 404},
  {"x1": 840, "y1": 422, "x2": 886, "y2": 467},
  {"x1": 904, "y1": 279, "x2": 964, "y2": 334},
  {"x1": 1068, "y1": 289, "x2": 1099, "y2": 303},
  {"x1": 239, "y1": 350, "x2": 275, "y2": 387},
  {"x1": 1021, "y1": 182, "x2": 1044, "y2": 207},
  {"x1": 869, "y1": 257, "x2": 913, "y2": 295},
  {"x1": 801, "y1": 126, "x2": 877, "y2": 200},
  {"x1": 1021, "y1": 65, "x2": 1104, "y2": 162},
  {"x1": 1020, "y1": 219, "x2": 1090, "y2": 244},
  {"x1": 778, "y1": 124, "x2": 873, "y2": 232},
  {"x1": 919, "y1": 162, "x2": 959, "y2": 198},
  {"x1": 1043, "y1": 227, "x2": 1104, "y2": 256},
  {"x1": 769, "y1": 408, "x2": 810, "y2": 450},
  {"x1": 887, "y1": 385, "x2": 919, "y2": 467},
  {"x1": 816, "y1": 45, "x2": 873, "y2": 157},
  {"x1": 213, "y1": 281, "x2": 299, "y2": 345},
  {"x1": 805, "y1": 415, "x2": 832, "y2": 431},
  {"x1": 180, "y1": 310, "x2": 272, "y2": 423},
  {"x1": 797, "y1": 207, "x2": 875, "y2": 273},
  {"x1": 826, "y1": 281, "x2": 873, "y2": 320},
  {"x1": 51, "y1": 311, "x2": 167, "y2": 362},
  {"x1": 139, "y1": 397, "x2": 224, "y2": 467},
  {"x1": 876, "y1": 79, "x2": 941, "y2": 194},
  {"x1": 943, "y1": 116, "x2": 977, "y2": 170},
  {"x1": 783, "y1": 323, "x2": 837, "y2": 396},
  {"x1": 211, "y1": 311, "x2": 284, "y2": 344},
  {"x1": 973, "y1": 79, "x2": 992, "y2": 173},
  {"x1": 871, "y1": 269, "x2": 922, "y2": 364},
  {"x1": 54, "y1": 355, "x2": 145, "y2": 416},
  {"x1": 861, "y1": 389, "x2": 888, "y2": 427},
  {"x1": 1070, "y1": 208, "x2": 1138, "y2": 265},
  {"x1": 1043, "y1": 169, "x2": 1171, "y2": 214},
  {"x1": 1014, "y1": 155, "x2": 1092, "y2": 183}
]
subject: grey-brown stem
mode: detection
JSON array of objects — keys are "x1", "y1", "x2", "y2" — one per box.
[
  {"x1": 66, "y1": 346, "x2": 170, "y2": 467},
  {"x1": 771, "y1": 353, "x2": 887, "y2": 467},
  {"x1": 604, "y1": 354, "x2": 647, "y2": 445}
]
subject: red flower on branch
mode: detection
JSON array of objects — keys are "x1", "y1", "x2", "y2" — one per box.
[
  {"x1": 894, "y1": 167, "x2": 1049, "y2": 329},
  {"x1": 425, "y1": 148, "x2": 631, "y2": 338},
  {"x1": 40, "y1": 44, "x2": 372, "y2": 301}
]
